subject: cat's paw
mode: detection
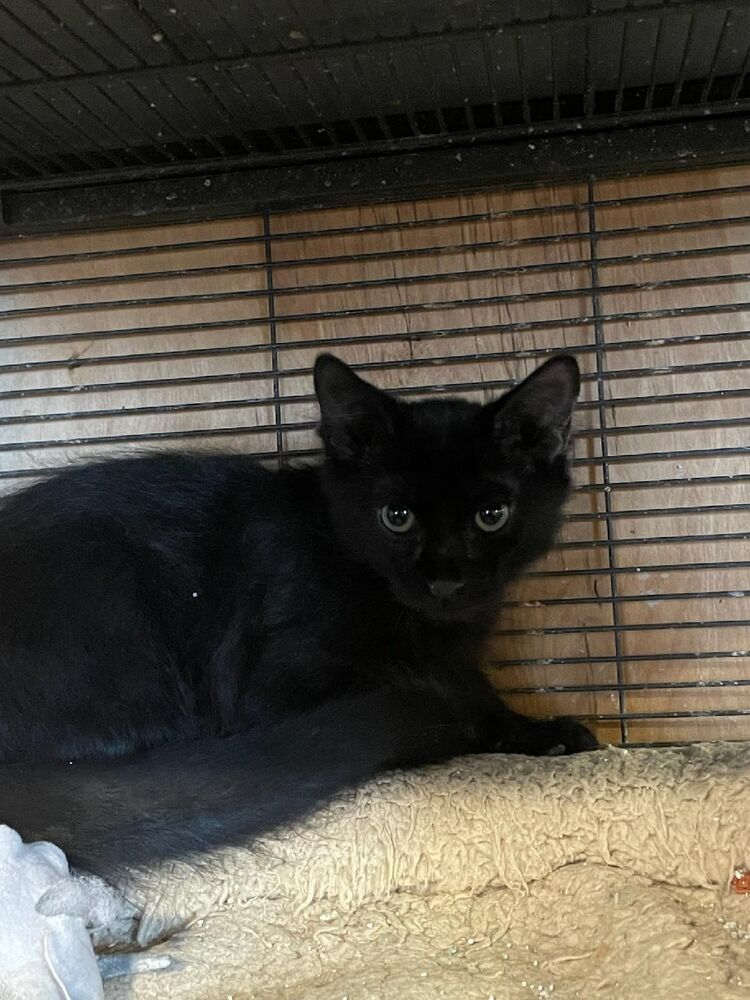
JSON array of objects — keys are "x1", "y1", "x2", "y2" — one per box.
[
  {"x1": 493, "y1": 716, "x2": 599, "y2": 756},
  {"x1": 541, "y1": 717, "x2": 599, "y2": 755}
]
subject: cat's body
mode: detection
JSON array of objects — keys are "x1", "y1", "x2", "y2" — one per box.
[
  {"x1": 0, "y1": 354, "x2": 596, "y2": 875},
  {"x1": 0, "y1": 452, "x2": 494, "y2": 761},
  {"x1": 0, "y1": 454, "x2": 372, "y2": 759}
]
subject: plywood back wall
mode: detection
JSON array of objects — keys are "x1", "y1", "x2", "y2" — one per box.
[{"x1": 1, "y1": 164, "x2": 748, "y2": 746}]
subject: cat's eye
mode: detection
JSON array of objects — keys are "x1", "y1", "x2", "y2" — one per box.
[
  {"x1": 475, "y1": 504, "x2": 510, "y2": 532},
  {"x1": 380, "y1": 504, "x2": 416, "y2": 533}
]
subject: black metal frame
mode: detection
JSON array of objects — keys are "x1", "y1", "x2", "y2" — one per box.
[{"x1": 3, "y1": 115, "x2": 750, "y2": 234}]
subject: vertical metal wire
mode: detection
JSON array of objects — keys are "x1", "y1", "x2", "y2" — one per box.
[
  {"x1": 584, "y1": 23, "x2": 595, "y2": 118},
  {"x1": 614, "y1": 17, "x2": 628, "y2": 114},
  {"x1": 515, "y1": 29, "x2": 532, "y2": 125},
  {"x1": 383, "y1": 42, "x2": 422, "y2": 137},
  {"x1": 701, "y1": 7, "x2": 732, "y2": 103},
  {"x1": 586, "y1": 178, "x2": 628, "y2": 744},
  {"x1": 645, "y1": 11, "x2": 665, "y2": 111},
  {"x1": 549, "y1": 18, "x2": 560, "y2": 125},
  {"x1": 729, "y1": 35, "x2": 750, "y2": 101},
  {"x1": 671, "y1": 11, "x2": 697, "y2": 107},
  {"x1": 263, "y1": 209, "x2": 285, "y2": 462},
  {"x1": 413, "y1": 45, "x2": 449, "y2": 133},
  {"x1": 478, "y1": 7, "x2": 502, "y2": 127},
  {"x1": 325, "y1": 59, "x2": 370, "y2": 144}
]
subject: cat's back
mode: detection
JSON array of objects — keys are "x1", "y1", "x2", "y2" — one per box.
[
  {"x1": 0, "y1": 451, "x2": 289, "y2": 630},
  {"x1": 0, "y1": 452, "x2": 274, "y2": 534},
  {"x1": 0, "y1": 452, "x2": 308, "y2": 761}
]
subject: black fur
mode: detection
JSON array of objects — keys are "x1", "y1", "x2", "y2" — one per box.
[{"x1": 0, "y1": 354, "x2": 596, "y2": 875}]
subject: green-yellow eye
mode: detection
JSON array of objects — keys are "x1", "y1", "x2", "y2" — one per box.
[
  {"x1": 380, "y1": 505, "x2": 415, "y2": 533},
  {"x1": 475, "y1": 504, "x2": 510, "y2": 532}
]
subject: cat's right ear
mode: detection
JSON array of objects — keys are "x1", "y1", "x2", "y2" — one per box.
[{"x1": 314, "y1": 355, "x2": 398, "y2": 462}]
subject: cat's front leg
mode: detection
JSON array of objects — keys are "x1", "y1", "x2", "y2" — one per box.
[
  {"x1": 400, "y1": 663, "x2": 598, "y2": 758},
  {"x1": 414, "y1": 666, "x2": 599, "y2": 757},
  {"x1": 490, "y1": 703, "x2": 599, "y2": 756}
]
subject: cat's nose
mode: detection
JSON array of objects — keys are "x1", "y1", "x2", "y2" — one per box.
[{"x1": 428, "y1": 578, "x2": 465, "y2": 600}]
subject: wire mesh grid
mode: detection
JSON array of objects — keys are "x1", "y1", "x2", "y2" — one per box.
[
  {"x1": 0, "y1": 1, "x2": 749, "y2": 183},
  {"x1": 0, "y1": 162, "x2": 748, "y2": 747}
]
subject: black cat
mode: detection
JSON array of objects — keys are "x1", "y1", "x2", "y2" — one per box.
[{"x1": 0, "y1": 354, "x2": 596, "y2": 875}]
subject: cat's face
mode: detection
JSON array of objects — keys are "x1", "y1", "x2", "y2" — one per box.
[{"x1": 315, "y1": 354, "x2": 579, "y2": 623}]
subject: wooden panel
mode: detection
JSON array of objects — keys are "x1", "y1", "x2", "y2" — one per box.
[
  {"x1": 1, "y1": 168, "x2": 748, "y2": 745},
  {"x1": 583, "y1": 165, "x2": 750, "y2": 743},
  {"x1": 0, "y1": 216, "x2": 277, "y2": 493}
]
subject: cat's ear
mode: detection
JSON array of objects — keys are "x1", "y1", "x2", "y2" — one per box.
[
  {"x1": 314, "y1": 354, "x2": 398, "y2": 461},
  {"x1": 486, "y1": 355, "x2": 580, "y2": 462}
]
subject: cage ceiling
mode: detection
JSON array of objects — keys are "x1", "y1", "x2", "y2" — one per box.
[{"x1": 0, "y1": 0, "x2": 749, "y2": 232}]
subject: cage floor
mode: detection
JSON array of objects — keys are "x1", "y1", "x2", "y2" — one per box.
[{"x1": 1, "y1": 162, "x2": 748, "y2": 747}]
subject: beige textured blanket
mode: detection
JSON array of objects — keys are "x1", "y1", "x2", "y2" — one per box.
[{"x1": 104, "y1": 742, "x2": 750, "y2": 999}]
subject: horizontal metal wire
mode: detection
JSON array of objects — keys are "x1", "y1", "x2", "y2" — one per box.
[
  {"x1": 3, "y1": 234, "x2": 750, "y2": 299},
  {"x1": 501, "y1": 679, "x2": 750, "y2": 695},
  {"x1": 490, "y1": 650, "x2": 749, "y2": 668},
  {"x1": 615, "y1": 738, "x2": 750, "y2": 747},
  {"x1": 556, "y1": 531, "x2": 750, "y2": 549},
  {"x1": 571, "y1": 444, "x2": 750, "y2": 467},
  {"x1": 3, "y1": 254, "x2": 749, "y2": 323},
  {"x1": 3, "y1": 404, "x2": 749, "y2": 464},
  {"x1": 566, "y1": 502, "x2": 750, "y2": 522},
  {"x1": 2, "y1": 399, "x2": 747, "y2": 461},
  {"x1": 500, "y1": 589, "x2": 747, "y2": 610},
  {"x1": 525, "y1": 560, "x2": 750, "y2": 581},
  {"x1": 2, "y1": 330, "x2": 748, "y2": 404},
  {"x1": 576, "y1": 709, "x2": 750, "y2": 722},
  {"x1": 494, "y1": 619, "x2": 748, "y2": 638},
  {"x1": 574, "y1": 474, "x2": 750, "y2": 495},
  {"x1": 2, "y1": 291, "x2": 748, "y2": 361}
]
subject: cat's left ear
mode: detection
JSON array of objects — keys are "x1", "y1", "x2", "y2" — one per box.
[
  {"x1": 314, "y1": 354, "x2": 398, "y2": 462},
  {"x1": 486, "y1": 355, "x2": 580, "y2": 462}
]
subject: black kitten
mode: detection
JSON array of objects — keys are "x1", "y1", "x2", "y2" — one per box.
[{"x1": 0, "y1": 354, "x2": 596, "y2": 873}]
